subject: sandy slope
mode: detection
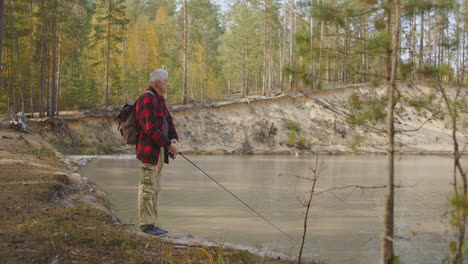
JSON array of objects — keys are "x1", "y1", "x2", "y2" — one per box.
[{"x1": 25, "y1": 82, "x2": 467, "y2": 156}]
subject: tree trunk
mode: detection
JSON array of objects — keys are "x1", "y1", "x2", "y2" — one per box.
[
  {"x1": 380, "y1": 1, "x2": 400, "y2": 263},
  {"x1": 280, "y1": 0, "x2": 287, "y2": 93},
  {"x1": 16, "y1": 36, "x2": 24, "y2": 114},
  {"x1": 7, "y1": 48, "x2": 12, "y2": 114},
  {"x1": 241, "y1": 43, "x2": 245, "y2": 98},
  {"x1": 289, "y1": 0, "x2": 295, "y2": 92},
  {"x1": 0, "y1": 0, "x2": 4, "y2": 111},
  {"x1": 49, "y1": 8, "x2": 57, "y2": 118},
  {"x1": 411, "y1": 15, "x2": 416, "y2": 81},
  {"x1": 318, "y1": 19, "x2": 324, "y2": 85},
  {"x1": 268, "y1": 41, "x2": 273, "y2": 96},
  {"x1": 183, "y1": 0, "x2": 188, "y2": 104},
  {"x1": 105, "y1": 10, "x2": 111, "y2": 110},
  {"x1": 246, "y1": 66, "x2": 250, "y2": 96},
  {"x1": 29, "y1": 0, "x2": 34, "y2": 117},
  {"x1": 228, "y1": 57, "x2": 232, "y2": 96},
  {"x1": 418, "y1": 10, "x2": 424, "y2": 79},
  {"x1": 455, "y1": 8, "x2": 460, "y2": 85},
  {"x1": 365, "y1": 16, "x2": 369, "y2": 81},
  {"x1": 309, "y1": 0, "x2": 314, "y2": 89},
  {"x1": 262, "y1": 0, "x2": 267, "y2": 96},
  {"x1": 461, "y1": 28, "x2": 466, "y2": 84},
  {"x1": 436, "y1": 12, "x2": 440, "y2": 67},
  {"x1": 39, "y1": 0, "x2": 46, "y2": 117},
  {"x1": 56, "y1": 29, "x2": 62, "y2": 116}
]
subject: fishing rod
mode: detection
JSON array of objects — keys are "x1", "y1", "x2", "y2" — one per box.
[{"x1": 176, "y1": 152, "x2": 299, "y2": 244}]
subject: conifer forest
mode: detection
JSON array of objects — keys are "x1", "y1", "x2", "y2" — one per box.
[{"x1": 0, "y1": 0, "x2": 466, "y2": 116}]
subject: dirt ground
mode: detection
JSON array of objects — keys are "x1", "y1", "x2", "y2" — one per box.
[{"x1": 0, "y1": 126, "x2": 311, "y2": 264}]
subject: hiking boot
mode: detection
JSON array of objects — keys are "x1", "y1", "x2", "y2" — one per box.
[
  {"x1": 142, "y1": 225, "x2": 168, "y2": 236},
  {"x1": 153, "y1": 226, "x2": 168, "y2": 236},
  {"x1": 141, "y1": 224, "x2": 155, "y2": 234}
]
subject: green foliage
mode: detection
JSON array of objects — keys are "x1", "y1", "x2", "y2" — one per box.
[
  {"x1": 230, "y1": 250, "x2": 266, "y2": 264},
  {"x1": 449, "y1": 193, "x2": 468, "y2": 225},
  {"x1": 445, "y1": 193, "x2": 468, "y2": 262},
  {"x1": 286, "y1": 129, "x2": 297, "y2": 147},
  {"x1": 406, "y1": 94, "x2": 435, "y2": 112},
  {"x1": 90, "y1": 0, "x2": 129, "y2": 106},
  {"x1": 283, "y1": 121, "x2": 310, "y2": 149},
  {"x1": 285, "y1": 120, "x2": 302, "y2": 133},
  {"x1": 347, "y1": 94, "x2": 387, "y2": 126},
  {"x1": 419, "y1": 63, "x2": 455, "y2": 82},
  {"x1": 348, "y1": 93, "x2": 363, "y2": 110},
  {"x1": 311, "y1": 2, "x2": 346, "y2": 27},
  {"x1": 392, "y1": 256, "x2": 404, "y2": 264},
  {"x1": 365, "y1": 30, "x2": 391, "y2": 54},
  {"x1": 1, "y1": 0, "x2": 466, "y2": 112},
  {"x1": 399, "y1": 61, "x2": 414, "y2": 80},
  {"x1": 370, "y1": 77, "x2": 384, "y2": 88},
  {"x1": 61, "y1": 62, "x2": 99, "y2": 110},
  {"x1": 283, "y1": 120, "x2": 305, "y2": 148}
]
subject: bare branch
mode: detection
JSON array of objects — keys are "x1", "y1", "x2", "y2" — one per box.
[
  {"x1": 437, "y1": 82, "x2": 467, "y2": 264},
  {"x1": 298, "y1": 155, "x2": 322, "y2": 264},
  {"x1": 395, "y1": 117, "x2": 432, "y2": 134},
  {"x1": 315, "y1": 184, "x2": 412, "y2": 196}
]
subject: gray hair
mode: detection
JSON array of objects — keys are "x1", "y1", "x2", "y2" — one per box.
[{"x1": 149, "y1": 69, "x2": 168, "y2": 85}]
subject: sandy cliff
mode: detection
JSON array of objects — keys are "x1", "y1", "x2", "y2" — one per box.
[{"x1": 27, "y1": 82, "x2": 467, "y2": 155}]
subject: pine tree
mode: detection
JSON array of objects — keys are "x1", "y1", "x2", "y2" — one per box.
[{"x1": 91, "y1": 0, "x2": 128, "y2": 109}]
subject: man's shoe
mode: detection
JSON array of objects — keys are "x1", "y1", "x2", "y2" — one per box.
[
  {"x1": 153, "y1": 226, "x2": 168, "y2": 236},
  {"x1": 141, "y1": 224, "x2": 156, "y2": 234},
  {"x1": 142, "y1": 225, "x2": 168, "y2": 236}
]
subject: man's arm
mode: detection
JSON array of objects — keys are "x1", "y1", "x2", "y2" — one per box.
[{"x1": 167, "y1": 112, "x2": 179, "y2": 142}]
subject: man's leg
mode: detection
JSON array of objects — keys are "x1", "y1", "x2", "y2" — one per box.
[
  {"x1": 138, "y1": 149, "x2": 165, "y2": 231},
  {"x1": 151, "y1": 148, "x2": 165, "y2": 223},
  {"x1": 138, "y1": 162, "x2": 158, "y2": 230}
]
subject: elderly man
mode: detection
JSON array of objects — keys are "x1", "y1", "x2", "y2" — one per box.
[{"x1": 135, "y1": 69, "x2": 180, "y2": 236}]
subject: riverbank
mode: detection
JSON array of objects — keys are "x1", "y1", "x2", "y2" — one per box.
[
  {"x1": 0, "y1": 127, "x2": 312, "y2": 263},
  {"x1": 26, "y1": 82, "x2": 467, "y2": 156}
]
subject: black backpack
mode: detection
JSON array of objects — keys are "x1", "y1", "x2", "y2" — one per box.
[{"x1": 116, "y1": 90, "x2": 154, "y2": 145}]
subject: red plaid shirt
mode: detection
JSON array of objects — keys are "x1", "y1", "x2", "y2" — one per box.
[{"x1": 135, "y1": 86, "x2": 179, "y2": 165}]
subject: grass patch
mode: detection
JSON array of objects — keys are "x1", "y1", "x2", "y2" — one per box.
[
  {"x1": 347, "y1": 135, "x2": 362, "y2": 154},
  {"x1": 32, "y1": 147, "x2": 56, "y2": 159},
  {"x1": 49, "y1": 137, "x2": 104, "y2": 155},
  {"x1": 406, "y1": 94, "x2": 435, "y2": 112},
  {"x1": 284, "y1": 120, "x2": 310, "y2": 149}
]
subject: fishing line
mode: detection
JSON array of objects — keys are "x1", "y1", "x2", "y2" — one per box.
[{"x1": 177, "y1": 152, "x2": 299, "y2": 244}]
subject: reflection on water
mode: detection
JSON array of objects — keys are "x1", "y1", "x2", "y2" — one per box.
[{"x1": 78, "y1": 155, "x2": 467, "y2": 264}]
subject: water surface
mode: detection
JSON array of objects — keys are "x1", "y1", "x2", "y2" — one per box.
[{"x1": 78, "y1": 155, "x2": 466, "y2": 264}]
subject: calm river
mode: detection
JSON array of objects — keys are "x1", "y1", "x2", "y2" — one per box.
[{"x1": 78, "y1": 155, "x2": 467, "y2": 264}]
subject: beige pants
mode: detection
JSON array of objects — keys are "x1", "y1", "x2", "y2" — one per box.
[{"x1": 138, "y1": 148, "x2": 164, "y2": 230}]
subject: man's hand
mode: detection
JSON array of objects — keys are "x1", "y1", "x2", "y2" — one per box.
[{"x1": 168, "y1": 139, "x2": 180, "y2": 159}]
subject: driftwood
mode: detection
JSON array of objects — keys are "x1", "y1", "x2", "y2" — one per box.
[{"x1": 9, "y1": 110, "x2": 29, "y2": 133}]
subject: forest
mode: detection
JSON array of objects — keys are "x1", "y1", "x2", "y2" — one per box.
[{"x1": 0, "y1": 0, "x2": 466, "y2": 116}]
